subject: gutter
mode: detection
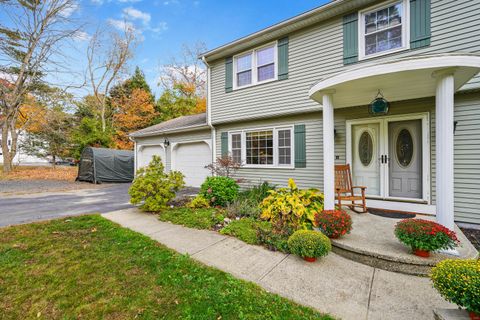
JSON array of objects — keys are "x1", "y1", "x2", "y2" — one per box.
[
  {"x1": 202, "y1": 56, "x2": 216, "y2": 162},
  {"x1": 130, "y1": 123, "x2": 210, "y2": 138}
]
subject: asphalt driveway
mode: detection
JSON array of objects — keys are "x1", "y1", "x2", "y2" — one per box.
[{"x1": 0, "y1": 184, "x2": 133, "y2": 227}]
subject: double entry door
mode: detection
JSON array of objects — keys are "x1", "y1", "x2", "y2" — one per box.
[{"x1": 346, "y1": 114, "x2": 429, "y2": 201}]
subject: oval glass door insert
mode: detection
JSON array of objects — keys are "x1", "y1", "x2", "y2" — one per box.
[
  {"x1": 358, "y1": 131, "x2": 373, "y2": 166},
  {"x1": 396, "y1": 129, "x2": 414, "y2": 167}
]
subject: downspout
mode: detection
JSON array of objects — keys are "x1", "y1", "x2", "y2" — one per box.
[
  {"x1": 129, "y1": 135, "x2": 137, "y2": 174},
  {"x1": 202, "y1": 56, "x2": 216, "y2": 164}
]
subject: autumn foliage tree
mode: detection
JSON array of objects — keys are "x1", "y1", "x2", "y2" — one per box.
[{"x1": 112, "y1": 88, "x2": 156, "y2": 149}]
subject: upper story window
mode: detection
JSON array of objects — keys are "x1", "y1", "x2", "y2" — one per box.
[
  {"x1": 359, "y1": 0, "x2": 409, "y2": 59},
  {"x1": 234, "y1": 43, "x2": 277, "y2": 89}
]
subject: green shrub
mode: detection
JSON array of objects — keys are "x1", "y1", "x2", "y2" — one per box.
[
  {"x1": 288, "y1": 230, "x2": 331, "y2": 259},
  {"x1": 220, "y1": 218, "x2": 271, "y2": 245},
  {"x1": 129, "y1": 156, "x2": 185, "y2": 212},
  {"x1": 260, "y1": 179, "x2": 324, "y2": 230},
  {"x1": 431, "y1": 259, "x2": 480, "y2": 314},
  {"x1": 200, "y1": 176, "x2": 239, "y2": 207},
  {"x1": 238, "y1": 181, "x2": 276, "y2": 204},
  {"x1": 158, "y1": 207, "x2": 224, "y2": 229},
  {"x1": 394, "y1": 219, "x2": 459, "y2": 251},
  {"x1": 256, "y1": 222, "x2": 291, "y2": 253},
  {"x1": 187, "y1": 195, "x2": 210, "y2": 209}
]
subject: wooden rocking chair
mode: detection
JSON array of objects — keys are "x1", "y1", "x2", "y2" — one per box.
[{"x1": 335, "y1": 164, "x2": 367, "y2": 213}]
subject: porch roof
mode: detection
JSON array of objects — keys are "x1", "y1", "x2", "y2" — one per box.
[{"x1": 308, "y1": 54, "x2": 480, "y2": 108}]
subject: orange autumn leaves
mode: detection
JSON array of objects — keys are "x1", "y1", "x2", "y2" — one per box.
[{"x1": 111, "y1": 88, "x2": 157, "y2": 149}]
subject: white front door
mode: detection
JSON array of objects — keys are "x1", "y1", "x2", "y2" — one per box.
[
  {"x1": 347, "y1": 113, "x2": 429, "y2": 202},
  {"x1": 351, "y1": 122, "x2": 381, "y2": 196}
]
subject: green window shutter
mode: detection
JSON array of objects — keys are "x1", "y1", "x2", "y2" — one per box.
[
  {"x1": 410, "y1": 0, "x2": 431, "y2": 49},
  {"x1": 277, "y1": 37, "x2": 289, "y2": 80},
  {"x1": 294, "y1": 124, "x2": 306, "y2": 168},
  {"x1": 221, "y1": 132, "x2": 229, "y2": 157},
  {"x1": 225, "y1": 57, "x2": 233, "y2": 93},
  {"x1": 343, "y1": 13, "x2": 358, "y2": 65}
]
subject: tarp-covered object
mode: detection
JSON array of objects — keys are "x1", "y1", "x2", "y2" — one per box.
[{"x1": 77, "y1": 147, "x2": 134, "y2": 183}]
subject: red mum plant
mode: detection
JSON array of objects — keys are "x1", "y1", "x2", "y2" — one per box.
[
  {"x1": 314, "y1": 210, "x2": 352, "y2": 239},
  {"x1": 394, "y1": 219, "x2": 459, "y2": 257}
]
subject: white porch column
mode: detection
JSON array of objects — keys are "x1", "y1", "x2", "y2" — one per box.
[
  {"x1": 434, "y1": 70, "x2": 455, "y2": 230},
  {"x1": 322, "y1": 90, "x2": 335, "y2": 211}
]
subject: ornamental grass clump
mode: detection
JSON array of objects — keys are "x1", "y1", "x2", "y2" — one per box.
[
  {"x1": 394, "y1": 219, "x2": 459, "y2": 253},
  {"x1": 288, "y1": 230, "x2": 331, "y2": 261},
  {"x1": 260, "y1": 179, "x2": 324, "y2": 230},
  {"x1": 431, "y1": 259, "x2": 480, "y2": 316},
  {"x1": 315, "y1": 209, "x2": 352, "y2": 239}
]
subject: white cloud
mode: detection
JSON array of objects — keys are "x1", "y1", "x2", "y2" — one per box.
[
  {"x1": 123, "y1": 7, "x2": 151, "y2": 25},
  {"x1": 73, "y1": 30, "x2": 91, "y2": 41},
  {"x1": 148, "y1": 21, "x2": 168, "y2": 33},
  {"x1": 163, "y1": 0, "x2": 179, "y2": 5},
  {"x1": 59, "y1": 2, "x2": 79, "y2": 17},
  {"x1": 107, "y1": 18, "x2": 136, "y2": 32}
]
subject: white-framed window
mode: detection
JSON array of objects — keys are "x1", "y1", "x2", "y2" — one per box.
[
  {"x1": 359, "y1": 0, "x2": 409, "y2": 60},
  {"x1": 233, "y1": 43, "x2": 277, "y2": 89},
  {"x1": 229, "y1": 126, "x2": 294, "y2": 168},
  {"x1": 231, "y1": 133, "x2": 242, "y2": 164}
]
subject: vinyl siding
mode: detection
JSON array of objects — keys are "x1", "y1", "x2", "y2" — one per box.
[
  {"x1": 215, "y1": 92, "x2": 480, "y2": 224},
  {"x1": 209, "y1": 0, "x2": 480, "y2": 124},
  {"x1": 453, "y1": 92, "x2": 480, "y2": 224},
  {"x1": 135, "y1": 129, "x2": 212, "y2": 172}
]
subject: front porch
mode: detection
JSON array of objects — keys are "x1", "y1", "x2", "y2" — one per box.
[
  {"x1": 309, "y1": 54, "x2": 480, "y2": 230},
  {"x1": 330, "y1": 211, "x2": 478, "y2": 276}
]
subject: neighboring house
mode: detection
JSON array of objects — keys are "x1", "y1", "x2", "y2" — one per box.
[
  {"x1": 131, "y1": 0, "x2": 480, "y2": 227},
  {"x1": 0, "y1": 131, "x2": 49, "y2": 165}
]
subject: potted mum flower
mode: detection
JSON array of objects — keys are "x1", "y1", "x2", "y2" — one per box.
[
  {"x1": 431, "y1": 259, "x2": 480, "y2": 320},
  {"x1": 394, "y1": 219, "x2": 459, "y2": 257},
  {"x1": 288, "y1": 230, "x2": 331, "y2": 262},
  {"x1": 315, "y1": 209, "x2": 352, "y2": 239}
]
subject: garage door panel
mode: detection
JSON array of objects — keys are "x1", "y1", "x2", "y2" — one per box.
[
  {"x1": 174, "y1": 142, "x2": 211, "y2": 187},
  {"x1": 139, "y1": 146, "x2": 165, "y2": 168}
]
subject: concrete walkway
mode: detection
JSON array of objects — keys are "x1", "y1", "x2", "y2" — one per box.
[{"x1": 103, "y1": 208, "x2": 454, "y2": 320}]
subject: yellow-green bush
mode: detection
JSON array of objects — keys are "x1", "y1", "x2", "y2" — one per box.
[
  {"x1": 129, "y1": 156, "x2": 185, "y2": 212},
  {"x1": 260, "y1": 179, "x2": 324, "y2": 230},
  {"x1": 288, "y1": 230, "x2": 331, "y2": 259},
  {"x1": 431, "y1": 259, "x2": 480, "y2": 313},
  {"x1": 187, "y1": 195, "x2": 211, "y2": 209}
]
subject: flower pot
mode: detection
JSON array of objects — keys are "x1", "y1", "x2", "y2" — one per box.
[
  {"x1": 413, "y1": 249, "x2": 430, "y2": 258},
  {"x1": 469, "y1": 311, "x2": 480, "y2": 320},
  {"x1": 303, "y1": 256, "x2": 317, "y2": 262}
]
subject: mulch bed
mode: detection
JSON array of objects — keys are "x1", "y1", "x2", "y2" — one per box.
[{"x1": 460, "y1": 228, "x2": 480, "y2": 250}]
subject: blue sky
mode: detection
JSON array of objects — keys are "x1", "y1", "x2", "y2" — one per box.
[
  {"x1": 81, "y1": 0, "x2": 331, "y2": 96},
  {"x1": 2, "y1": 0, "x2": 330, "y2": 97}
]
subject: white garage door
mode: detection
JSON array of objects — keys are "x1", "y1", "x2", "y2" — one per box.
[
  {"x1": 139, "y1": 145, "x2": 165, "y2": 168},
  {"x1": 174, "y1": 142, "x2": 211, "y2": 187}
]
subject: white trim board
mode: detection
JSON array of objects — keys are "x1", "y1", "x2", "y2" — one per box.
[{"x1": 367, "y1": 199, "x2": 436, "y2": 215}]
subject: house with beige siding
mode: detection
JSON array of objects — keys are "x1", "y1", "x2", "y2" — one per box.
[{"x1": 131, "y1": 0, "x2": 480, "y2": 227}]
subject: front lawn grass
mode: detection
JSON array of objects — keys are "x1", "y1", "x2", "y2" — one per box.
[
  {"x1": 158, "y1": 207, "x2": 224, "y2": 229},
  {"x1": 0, "y1": 215, "x2": 331, "y2": 319}
]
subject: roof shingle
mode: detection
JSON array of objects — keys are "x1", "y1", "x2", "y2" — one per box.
[{"x1": 130, "y1": 113, "x2": 207, "y2": 137}]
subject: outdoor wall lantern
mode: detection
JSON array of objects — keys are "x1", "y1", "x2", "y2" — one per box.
[
  {"x1": 369, "y1": 90, "x2": 390, "y2": 116},
  {"x1": 163, "y1": 138, "x2": 170, "y2": 147},
  {"x1": 454, "y1": 121, "x2": 458, "y2": 134}
]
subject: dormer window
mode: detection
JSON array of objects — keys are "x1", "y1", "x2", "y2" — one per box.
[
  {"x1": 359, "y1": 0, "x2": 409, "y2": 59},
  {"x1": 233, "y1": 43, "x2": 277, "y2": 89}
]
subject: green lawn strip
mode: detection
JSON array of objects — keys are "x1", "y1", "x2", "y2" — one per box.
[
  {"x1": 0, "y1": 215, "x2": 332, "y2": 320},
  {"x1": 158, "y1": 207, "x2": 224, "y2": 229},
  {"x1": 220, "y1": 218, "x2": 271, "y2": 245}
]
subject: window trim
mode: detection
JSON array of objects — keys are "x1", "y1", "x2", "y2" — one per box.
[
  {"x1": 228, "y1": 125, "x2": 294, "y2": 169},
  {"x1": 232, "y1": 42, "x2": 278, "y2": 90},
  {"x1": 358, "y1": 0, "x2": 410, "y2": 61}
]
